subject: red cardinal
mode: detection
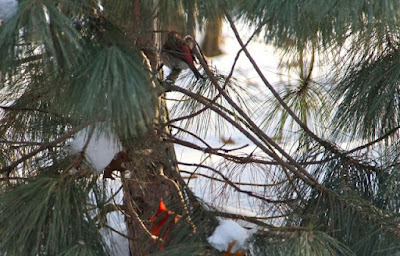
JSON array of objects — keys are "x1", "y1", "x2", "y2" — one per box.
[
  {"x1": 161, "y1": 31, "x2": 203, "y2": 79},
  {"x1": 150, "y1": 199, "x2": 182, "y2": 249}
]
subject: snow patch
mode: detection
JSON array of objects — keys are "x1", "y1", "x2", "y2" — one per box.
[
  {"x1": 67, "y1": 126, "x2": 122, "y2": 174},
  {"x1": 207, "y1": 219, "x2": 254, "y2": 252}
]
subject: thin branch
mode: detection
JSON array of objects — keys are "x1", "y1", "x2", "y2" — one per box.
[
  {"x1": 178, "y1": 161, "x2": 297, "y2": 204},
  {"x1": 223, "y1": 22, "x2": 265, "y2": 89},
  {"x1": 168, "y1": 124, "x2": 213, "y2": 149},
  {"x1": 167, "y1": 125, "x2": 249, "y2": 153},
  {"x1": 162, "y1": 135, "x2": 276, "y2": 165},
  {"x1": 292, "y1": 125, "x2": 400, "y2": 167},
  {"x1": 166, "y1": 83, "x2": 319, "y2": 188},
  {"x1": 93, "y1": 203, "x2": 123, "y2": 223},
  {"x1": 187, "y1": 35, "x2": 321, "y2": 190},
  {"x1": 0, "y1": 122, "x2": 91, "y2": 174},
  {"x1": 0, "y1": 140, "x2": 43, "y2": 146},
  {"x1": 180, "y1": 170, "x2": 288, "y2": 187},
  {"x1": 225, "y1": 13, "x2": 381, "y2": 174},
  {"x1": 347, "y1": 125, "x2": 400, "y2": 155},
  {"x1": 0, "y1": 105, "x2": 64, "y2": 119},
  {"x1": 104, "y1": 224, "x2": 136, "y2": 241},
  {"x1": 210, "y1": 210, "x2": 306, "y2": 232}
]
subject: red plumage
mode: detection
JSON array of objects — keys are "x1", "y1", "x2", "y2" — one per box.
[
  {"x1": 150, "y1": 199, "x2": 182, "y2": 249},
  {"x1": 161, "y1": 31, "x2": 203, "y2": 79}
]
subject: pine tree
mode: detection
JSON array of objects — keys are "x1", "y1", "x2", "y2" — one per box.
[{"x1": 1, "y1": 0, "x2": 400, "y2": 255}]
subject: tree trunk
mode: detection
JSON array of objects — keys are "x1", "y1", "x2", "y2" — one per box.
[
  {"x1": 201, "y1": 17, "x2": 224, "y2": 57},
  {"x1": 122, "y1": 130, "x2": 183, "y2": 255},
  {"x1": 117, "y1": 1, "x2": 188, "y2": 255}
]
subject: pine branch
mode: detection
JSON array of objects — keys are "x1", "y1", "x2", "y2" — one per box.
[
  {"x1": 178, "y1": 161, "x2": 297, "y2": 204},
  {"x1": 0, "y1": 140, "x2": 43, "y2": 146},
  {"x1": 162, "y1": 134, "x2": 276, "y2": 165},
  {"x1": 0, "y1": 122, "x2": 90, "y2": 175},
  {"x1": 210, "y1": 210, "x2": 306, "y2": 232},
  {"x1": 166, "y1": 82, "x2": 319, "y2": 188},
  {"x1": 180, "y1": 170, "x2": 288, "y2": 187},
  {"x1": 0, "y1": 105, "x2": 64, "y2": 119},
  {"x1": 225, "y1": 13, "x2": 382, "y2": 174}
]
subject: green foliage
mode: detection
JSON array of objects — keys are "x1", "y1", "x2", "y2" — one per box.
[
  {"x1": 235, "y1": 0, "x2": 400, "y2": 50},
  {"x1": 0, "y1": 0, "x2": 157, "y2": 139},
  {"x1": 378, "y1": 165, "x2": 400, "y2": 212},
  {"x1": 152, "y1": 243, "x2": 214, "y2": 256},
  {"x1": 287, "y1": 145, "x2": 400, "y2": 255},
  {"x1": 0, "y1": 172, "x2": 108, "y2": 256},
  {"x1": 170, "y1": 68, "x2": 254, "y2": 137},
  {"x1": 64, "y1": 45, "x2": 156, "y2": 138},
  {"x1": 252, "y1": 230, "x2": 355, "y2": 256},
  {"x1": 2, "y1": 0, "x2": 400, "y2": 255},
  {"x1": 0, "y1": 0, "x2": 85, "y2": 74},
  {"x1": 333, "y1": 49, "x2": 400, "y2": 139},
  {"x1": 300, "y1": 190, "x2": 400, "y2": 256},
  {"x1": 260, "y1": 77, "x2": 331, "y2": 145}
]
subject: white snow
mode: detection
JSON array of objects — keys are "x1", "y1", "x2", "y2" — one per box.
[
  {"x1": 99, "y1": 179, "x2": 129, "y2": 256},
  {"x1": 207, "y1": 219, "x2": 254, "y2": 252},
  {"x1": 67, "y1": 125, "x2": 122, "y2": 174},
  {"x1": 0, "y1": 0, "x2": 18, "y2": 22}
]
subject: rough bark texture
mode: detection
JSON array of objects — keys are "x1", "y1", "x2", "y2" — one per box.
[
  {"x1": 116, "y1": 1, "x2": 187, "y2": 255},
  {"x1": 122, "y1": 130, "x2": 183, "y2": 255}
]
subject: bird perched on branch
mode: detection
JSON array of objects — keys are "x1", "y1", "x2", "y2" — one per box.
[
  {"x1": 161, "y1": 30, "x2": 203, "y2": 80},
  {"x1": 150, "y1": 199, "x2": 182, "y2": 249}
]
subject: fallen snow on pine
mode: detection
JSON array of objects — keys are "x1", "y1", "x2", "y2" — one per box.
[
  {"x1": 207, "y1": 219, "x2": 254, "y2": 252},
  {"x1": 0, "y1": 0, "x2": 18, "y2": 22},
  {"x1": 67, "y1": 125, "x2": 122, "y2": 174}
]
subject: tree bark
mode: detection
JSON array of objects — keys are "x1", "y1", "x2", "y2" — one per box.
[
  {"x1": 201, "y1": 17, "x2": 224, "y2": 57},
  {"x1": 117, "y1": 1, "x2": 189, "y2": 255},
  {"x1": 122, "y1": 130, "x2": 183, "y2": 255}
]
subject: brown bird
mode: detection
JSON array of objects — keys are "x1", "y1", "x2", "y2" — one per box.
[{"x1": 161, "y1": 30, "x2": 203, "y2": 79}]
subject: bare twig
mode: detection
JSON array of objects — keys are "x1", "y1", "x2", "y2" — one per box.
[
  {"x1": 162, "y1": 135, "x2": 276, "y2": 165},
  {"x1": 187, "y1": 35, "x2": 320, "y2": 189},
  {"x1": 223, "y1": 23, "x2": 265, "y2": 89},
  {"x1": 0, "y1": 122, "x2": 91, "y2": 174},
  {"x1": 167, "y1": 83, "x2": 319, "y2": 188},
  {"x1": 178, "y1": 161, "x2": 297, "y2": 204},
  {"x1": 0, "y1": 140, "x2": 43, "y2": 146},
  {"x1": 210, "y1": 210, "x2": 306, "y2": 232},
  {"x1": 180, "y1": 170, "x2": 288, "y2": 187}
]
